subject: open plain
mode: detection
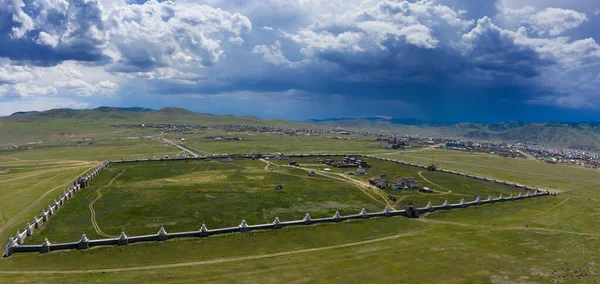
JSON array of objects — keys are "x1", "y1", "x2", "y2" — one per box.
[{"x1": 0, "y1": 111, "x2": 598, "y2": 283}]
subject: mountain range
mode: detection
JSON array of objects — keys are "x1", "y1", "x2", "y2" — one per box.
[
  {"x1": 310, "y1": 117, "x2": 600, "y2": 151},
  {"x1": 4, "y1": 107, "x2": 600, "y2": 151}
]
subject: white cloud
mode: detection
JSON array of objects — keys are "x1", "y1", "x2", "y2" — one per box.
[
  {"x1": 495, "y1": 5, "x2": 537, "y2": 28},
  {"x1": 398, "y1": 24, "x2": 439, "y2": 49},
  {"x1": 515, "y1": 36, "x2": 600, "y2": 69},
  {"x1": 252, "y1": 40, "x2": 303, "y2": 68},
  {"x1": 0, "y1": 84, "x2": 57, "y2": 98},
  {"x1": 228, "y1": 36, "x2": 244, "y2": 46},
  {"x1": 496, "y1": 4, "x2": 588, "y2": 36},
  {"x1": 56, "y1": 79, "x2": 118, "y2": 96},
  {"x1": 0, "y1": 64, "x2": 39, "y2": 84},
  {"x1": 106, "y1": 1, "x2": 252, "y2": 72},
  {"x1": 5, "y1": 0, "x2": 35, "y2": 38},
  {"x1": 528, "y1": 8, "x2": 587, "y2": 36},
  {"x1": 284, "y1": 0, "x2": 472, "y2": 60},
  {"x1": 36, "y1": 32, "x2": 60, "y2": 47},
  {"x1": 1, "y1": 0, "x2": 108, "y2": 62},
  {"x1": 1, "y1": 0, "x2": 600, "y2": 115},
  {"x1": 0, "y1": 60, "x2": 121, "y2": 98}
]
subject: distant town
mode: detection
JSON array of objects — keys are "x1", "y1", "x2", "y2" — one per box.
[
  {"x1": 442, "y1": 140, "x2": 600, "y2": 168},
  {"x1": 3, "y1": 122, "x2": 600, "y2": 169}
]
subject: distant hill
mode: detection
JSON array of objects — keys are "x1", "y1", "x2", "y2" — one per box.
[
  {"x1": 4, "y1": 107, "x2": 600, "y2": 151},
  {"x1": 0, "y1": 106, "x2": 330, "y2": 145},
  {"x1": 307, "y1": 117, "x2": 449, "y2": 127},
  {"x1": 1, "y1": 106, "x2": 318, "y2": 128},
  {"x1": 96, "y1": 106, "x2": 154, "y2": 113},
  {"x1": 309, "y1": 117, "x2": 600, "y2": 151}
]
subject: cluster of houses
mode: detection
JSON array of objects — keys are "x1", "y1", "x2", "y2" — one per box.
[
  {"x1": 378, "y1": 136, "x2": 441, "y2": 150},
  {"x1": 320, "y1": 156, "x2": 371, "y2": 168},
  {"x1": 347, "y1": 165, "x2": 367, "y2": 175},
  {"x1": 444, "y1": 140, "x2": 525, "y2": 158},
  {"x1": 369, "y1": 173, "x2": 388, "y2": 189},
  {"x1": 205, "y1": 136, "x2": 243, "y2": 141},
  {"x1": 391, "y1": 177, "x2": 419, "y2": 190},
  {"x1": 113, "y1": 123, "x2": 390, "y2": 138},
  {"x1": 368, "y1": 173, "x2": 430, "y2": 192}
]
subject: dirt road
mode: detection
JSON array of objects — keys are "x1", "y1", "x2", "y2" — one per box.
[{"x1": 89, "y1": 169, "x2": 128, "y2": 238}]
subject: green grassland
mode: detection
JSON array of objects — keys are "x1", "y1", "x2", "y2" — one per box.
[
  {"x1": 166, "y1": 130, "x2": 389, "y2": 154},
  {"x1": 0, "y1": 192, "x2": 597, "y2": 283},
  {"x1": 26, "y1": 157, "x2": 533, "y2": 244},
  {"x1": 0, "y1": 131, "x2": 599, "y2": 282},
  {"x1": 0, "y1": 139, "x2": 180, "y2": 246},
  {"x1": 0, "y1": 138, "x2": 181, "y2": 161},
  {"x1": 0, "y1": 108, "x2": 326, "y2": 146},
  {"x1": 384, "y1": 148, "x2": 600, "y2": 190},
  {"x1": 270, "y1": 157, "x2": 529, "y2": 206},
  {"x1": 27, "y1": 159, "x2": 386, "y2": 243}
]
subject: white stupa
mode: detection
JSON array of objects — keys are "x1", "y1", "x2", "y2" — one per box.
[
  {"x1": 239, "y1": 219, "x2": 248, "y2": 228},
  {"x1": 158, "y1": 225, "x2": 167, "y2": 235},
  {"x1": 273, "y1": 216, "x2": 280, "y2": 225},
  {"x1": 333, "y1": 211, "x2": 341, "y2": 219},
  {"x1": 200, "y1": 223, "x2": 208, "y2": 232},
  {"x1": 79, "y1": 233, "x2": 89, "y2": 243},
  {"x1": 303, "y1": 213, "x2": 311, "y2": 222},
  {"x1": 6, "y1": 237, "x2": 16, "y2": 248},
  {"x1": 442, "y1": 199, "x2": 449, "y2": 207},
  {"x1": 360, "y1": 208, "x2": 367, "y2": 217},
  {"x1": 426, "y1": 202, "x2": 433, "y2": 209},
  {"x1": 383, "y1": 206, "x2": 391, "y2": 214}
]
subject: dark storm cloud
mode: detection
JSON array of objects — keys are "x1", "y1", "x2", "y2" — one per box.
[
  {"x1": 0, "y1": 0, "x2": 108, "y2": 66},
  {"x1": 2, "y1": 0, "x2": 600, "y2": 122}
]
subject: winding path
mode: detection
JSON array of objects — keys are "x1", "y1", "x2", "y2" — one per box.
[
  {"x1": 400, "y1": 154, "x2": 600, "y2": 187},
  {"x1": 416, "y1": 217, "x2": 600, "y2": 237},
  {"x1": 158, "y1": 137, "x2": 200, "y2": 158},
  {"x1": 417, "y1": 171, "x2": 453, "y2": 195},
  {"x1": 260, "y1": 159, "x2": 392, "y2": 208},
  {"x1": 0, "y1": 164, "x2": 99, "y2": 236},
  {"x1": 0, "y1": 165, "x2": 89, "y2": 183},
  {"x1": 89, "y1": 169, "x2": 128, "y2": 238},
  {"x1": 0, "y1": 231, "x2": 423, "y2": 274},
  {"x1": 0, "y1": 214, "x2": 595, "y2": 275}
]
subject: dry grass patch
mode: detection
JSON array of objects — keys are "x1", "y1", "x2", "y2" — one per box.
[
  {"x1": 129, "y1": 171, "x2": 234, "y2": 188},
  {"x1": 245, "y1": 175, "x2": 265, "y2": 180}
]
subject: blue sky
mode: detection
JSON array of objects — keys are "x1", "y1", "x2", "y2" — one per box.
[{"x1": 0, "y1": 0, "x2": 599, "y2": 122}]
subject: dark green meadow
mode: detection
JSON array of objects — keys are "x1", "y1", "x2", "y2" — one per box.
[
  {"x1": 27, "y1": 157, "x2": 548, "y2": 245},
  {"x1": 271, "y1": 157, "x2": 530, "y2": 205},
  {"x1": 1, "y1": 110, "x2": 599, "y2": 282},
  {"x1": 27, "y1": 159, "x2": 386, "y2": 243}
]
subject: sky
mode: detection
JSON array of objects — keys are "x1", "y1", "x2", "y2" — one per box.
[{"x1": 0, "y1": 0, "x2": 599, "y2": 122}]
